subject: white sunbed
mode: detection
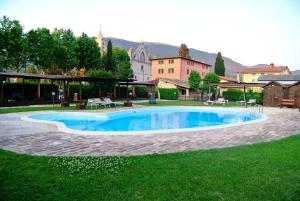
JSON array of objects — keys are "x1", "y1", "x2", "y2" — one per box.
[
  {"x1": 94, "y1": 98, "x2": 110, "y2": 107},
  {"x1": 88, "y1": 98, "x2": 97, "y2": 109},
  {"x1": 214, "y1": 98, "x2": 227, "y2": 106},
  {"x1": 102, "y1": 97, "x2": 122, "y2": 107}
]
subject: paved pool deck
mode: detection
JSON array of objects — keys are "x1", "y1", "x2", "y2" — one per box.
[{"x1": 0, "y1": 106, "x2": 300, "y2": 156}]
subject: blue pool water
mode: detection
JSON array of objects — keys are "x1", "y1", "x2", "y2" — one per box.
[{"x1": 28, "y1": 107, "x2": 263, "y2": 132}]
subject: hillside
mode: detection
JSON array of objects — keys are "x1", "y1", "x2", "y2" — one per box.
[{"x1": 108, "y1": 37, "x2": 246, "y2": 77}]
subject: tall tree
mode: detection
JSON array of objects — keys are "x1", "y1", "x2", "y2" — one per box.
[
  {"x1": 188, "y1": 70, "x2": 201, "y2": 90},
  {"x1": 26, "y1": 28, "x2": 54, "y2": 71},
  {"x1": 112, "y1": 47, "x2": 133, "y2": 79},
  {"x1": 105, "y1": 40, "x2": 113, "y2": 72},
  {"x1": 0, "y1": 16, "x2": 24, "y2": 71},
  {"x1": 76, "y1": 33, "x2": 101, "y2": 70},
  {"x1": 202, "y1": 72, "x2": 220, "y2": 93},
  {"x1": 214, "y1": 52, "x2": 225, "y2": 76},
  {"x1": 178, "y1": 43, "x2": 190, "y2": 59},
  {"x1": 52, "y1": 28, "x2": 79, "y2": 73}
]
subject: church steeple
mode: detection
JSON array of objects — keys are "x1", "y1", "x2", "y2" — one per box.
[{"x1": 96, "y1": 24, "x2": 106, "y2": 52}]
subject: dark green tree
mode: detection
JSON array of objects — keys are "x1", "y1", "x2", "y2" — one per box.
[
  {"x1": 112, "y1": 47, "x2": 133, "y2": 79},
  {"x1": 214, "y1": 52, "x2": 225, "y2": 76},
  {"x1": 105, "y1": 40, "x2": 113, "y2": 72},
  {"x1": 188, "y1": 70, "x2": 201, "y2": 90},
  {"x1": 178, "y1": 43, "x2": 190, "y2": 59},
  {"x1": 52, "y1": 28, "x2": 79, "y2": 73},
  {"x1": 0, "y1": 16, "x2": 24, "y2": 71},
  {"x1": 76, "y1": 33, "x2": 101, "y2": 70},
  {"x1": 26, "y1": 28, "x2": 54, "y2": 71}
]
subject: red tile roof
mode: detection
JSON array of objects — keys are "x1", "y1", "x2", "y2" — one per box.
[
  {"x1": 239, "y1": 64, "x2": 289, "y2": 73},
  {"x1": 219, "y1": 76, "x2": 237, "y2": 82}
]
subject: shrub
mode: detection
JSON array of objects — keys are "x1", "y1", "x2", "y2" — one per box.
[
  {"x1": 159, "y1": 88, "x2": 179, "y2": 100},
  {"x1": 223, "y1": 89, "x2": 244, "y2": 101},
  {"x1": 135, "y1": 86, "x2": 148, "y2": 98},
  {"x1": 222, "y1": 89, "x2": 262, "y2": 104}
]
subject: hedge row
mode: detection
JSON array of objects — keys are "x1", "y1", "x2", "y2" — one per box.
[
  {"x1": 222, "y1": 89, "x2": 262, "y2": 104},
  {"x1": 159, "y1": 88, "x2": 179, "y2": 100}
]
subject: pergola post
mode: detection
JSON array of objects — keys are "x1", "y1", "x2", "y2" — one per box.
[
  {"x1": 0, "y1": 76, "x2": 3, "y2": 103},
  {"x1": 79, "y1": 81, "x2": 82, "y2": 102},
  {"x1": 22, "y1": 78, "x2": 25, "y2": 101},
  {"x1": 126, "y1": 82, "x2": 129, "y2": 102},
  {"x1": 67, "y1": 81, "x2": 69, "y2": 102},
  {"x1": 243, "y1": 83, "x2": 247, "y2": 108},
  {"x1": 113, "y1": 84, "x2": 117, "y2": 98},
  {"x1": 37, "y1": 79, "x2": 41, "y2": 102},
  {"x1": 63, "y1": 81, "x2": 66, "y2": 102}
]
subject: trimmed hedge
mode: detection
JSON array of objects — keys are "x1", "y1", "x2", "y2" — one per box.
[
  {"x1": 223, "y1": 89, "x2": 262, "y2": 104},
  {"x1": 159, "y1": 88, "x2": 179, "y2": 100}
]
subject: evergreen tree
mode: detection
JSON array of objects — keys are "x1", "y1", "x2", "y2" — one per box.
[
  {"x1": 214, "y1": 52, "x2": 225, "y2": 76},
  {"x1": 105, "y1": 40, "x2": 113, "y2": 71},
  {"x1": 188, "y1": 70, "x2": 201, "y2": 90},
  {"x1": 112, "y1": 47, "x2": 133, "y2": 79},
  {"x1": 178, "y1": 43, "x2": 190, "y2": 59}
]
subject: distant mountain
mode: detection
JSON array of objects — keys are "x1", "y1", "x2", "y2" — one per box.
[
  {"x1": 250, "y1": 64, "x2": 269, "y2": 68},
  {"x1": 108, "y1": 37, "x2": 246, "y2": 77},
  {"x1": 292, "y1": 70, "x2": 300, "y2": 75}
]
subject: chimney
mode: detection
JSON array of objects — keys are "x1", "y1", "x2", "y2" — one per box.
[{"x1": 269, "y1": 63, "x2": 274, "y2": 69}]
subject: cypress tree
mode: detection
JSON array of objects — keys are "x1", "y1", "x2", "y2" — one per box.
[
  {"x1": 214, "y1": 52, "x2": 225, "y2": 76},
  {"x1": 106, "y1": 40, "x2": 113, "y2": 71}
]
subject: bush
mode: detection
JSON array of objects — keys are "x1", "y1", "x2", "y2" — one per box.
[
  {"x1": 222, "y1": 89, "x2": 262, "y2": 104},
  {"x1": 223, "y1": 89, "x2": 244, "y2": 101},
  {"x1": 159, "y1": 88, "x2": 179, "y2": 100},
  {"x1": 135, "y1": 86, "x2": 148, "y2": 98}
]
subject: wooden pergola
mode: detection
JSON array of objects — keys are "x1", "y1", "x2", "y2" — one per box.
[
  {"x1": 0, "y1": 72, "x2": 135, "y2": 106},
  {"x1": 209, "y1": 82, "x2": 266, "y2": 107}
]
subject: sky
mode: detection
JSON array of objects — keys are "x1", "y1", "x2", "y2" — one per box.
[{"x1": 1, "y1": 0, "x2": 300, "y2": 70}]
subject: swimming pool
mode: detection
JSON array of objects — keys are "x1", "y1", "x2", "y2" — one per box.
[{"x1": 26, "y1": 107, "x2": 264, "y2": 134}]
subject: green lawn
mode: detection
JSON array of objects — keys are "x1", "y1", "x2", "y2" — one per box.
[
  {"x1": 136, "y1": 100, "x2": 245, "y2": 107},
  {"x1": 0, "y1": 105, "x2": 122, "y2": 114},
  {"x1": 1, "y1": 135, "x2": 300, "y2": 201}
]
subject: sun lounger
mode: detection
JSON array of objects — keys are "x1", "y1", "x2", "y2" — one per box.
[
  {"x1": 88, "y1": 98, "x2": 97, "y2": 109},
  {"x1": 247, "y1": 99, "x2": 256, "y2": 105},
  {"x1": 102, "y1": 97, "x2": 122, "y2": 107},
  {"x1": 94, "y1": 98, "x2": 110, "y2": 107}
]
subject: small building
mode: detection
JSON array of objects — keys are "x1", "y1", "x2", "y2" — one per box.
[
  {"x1": 237, "y1": 63, "x2": 291, "y2": 83},
  {"x1": 151, "y1": 56, "x2": 211, "y2": 81},
  {"x1": 288, "y1": 81, "x2": 300, "y2": 107},
  {"x1": 158, "y1": 78, "x2": 191, "y2": 96},
  {"x1": 263, "y1": 81, "x2": 290, "y2": 107}
]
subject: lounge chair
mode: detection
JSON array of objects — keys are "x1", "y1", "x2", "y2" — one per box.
[
  {"x1": 94, "y1": 98, "x2": 110, "y2": 107},
  {"x1": 102, "y1": 97, "x2": 122, "y2": 107},
  {"x1": 247, "y1": 99, "x2": 256, "y2": 106},
  {"x1": 214, "y1": 98, "x2": 227, "y2": 106},
  {"x1": 88, "y1": 98, "x2": 97, "y2": 109}
]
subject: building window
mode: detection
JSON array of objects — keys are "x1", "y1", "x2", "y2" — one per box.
[
  {"x1": 134, "y1": 75, "x2": 137, "y2": 79},
  {"x1": 191, "y1": 61, "x2": 194, "y2": 66},
  {"x1": 187, "y1": 61, "x2": 190, "y2": 65},
  {"x1": 239, "y1": 74, "x2": 243, "y2": 82},
  {"x1": 168, "y1": 68, "x2": 174, "y2": 74},
  {"x1": 187, "y1": 69, "x2": 190, "y2": 75},
  {"x1": 141, "y1": 65, "x2": 144, "y2": 71},
  {"x1": 158, "y1": 59, "x2": 164, "y2": 64},
  {"x1": 252, "y1": 78, "x2": 256, "y2": 82},
  {"x1": 139, "y1": 52, "x2": 145, "y2": 62},
  {"x1": 252, "y1": 73, "x2": 256, "y2": 76},
  {"x1": 169, "y1": 59, "x2": 174, "y2": 64},
  {"x1": 158, "y1": 69, "x2": 164, "y2": 74}
]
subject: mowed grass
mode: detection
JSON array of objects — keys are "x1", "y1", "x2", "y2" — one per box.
[
  {"x1": 0, "y1": 105, "x2": 123, "y2": 114},
  {"x1": 1, "y1": 135, "x2": 300, "y2": 201},
  {"x1": 136, "y1": 100, "x2": 244, "y2": 107}
]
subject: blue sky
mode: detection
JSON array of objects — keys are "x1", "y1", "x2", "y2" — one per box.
[{"x1": 1, "y1": 0, "x2": 300, "y2": 70}]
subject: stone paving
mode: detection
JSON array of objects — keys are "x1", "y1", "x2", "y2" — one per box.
[{"x1": 0, "y1": 106, "x2": 300, "y2": 156}]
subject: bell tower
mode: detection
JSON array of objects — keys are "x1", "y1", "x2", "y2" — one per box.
[{"x1": 96, "y1": 25, "x2": 106, "y2": 52}]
